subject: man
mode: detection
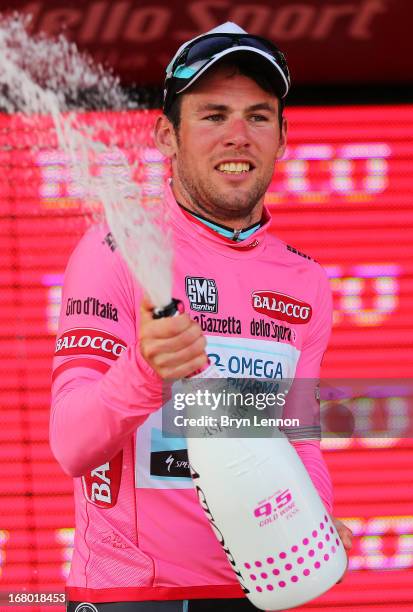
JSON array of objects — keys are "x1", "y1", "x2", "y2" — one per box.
[{"x1": 51, "y1": 22, "x2": 352, "y2": 612}]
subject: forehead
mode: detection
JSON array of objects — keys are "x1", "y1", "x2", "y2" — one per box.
[{"x1": 180, "y1": 64, "x2": 279, "y2": 113}]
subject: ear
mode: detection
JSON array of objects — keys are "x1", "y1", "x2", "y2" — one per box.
[
  {"x1": 154, "y1": 114, "x2": 178, "y2": 159},
  {"x1": 275, "y1": 116, "x2": 288, "y2": 160}
]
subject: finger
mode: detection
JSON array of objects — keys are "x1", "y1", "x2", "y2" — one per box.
[
  {"x1": 140, "y1": 296, "x2": 191, "y2": 333},
  {"x1": 140, "y1": 294, "x2": 156, "y2": 325},
  {"x1": 142, "y1": 323, "x2": 204, "y2": 360},
  {"x1": 337, "y1": 527, "x2": 353, "y2": 551},
  {"x1": 153, "y1": 335, "x2": 207, "y2": 370},
  {"x1": 342, "y1": 533, "x2": 353, "y2": 550},
  {"x1": 162, "y1": 353, "x2": 209, "y2": 380},
  {"x1": 332, "y1": 518, "x2": 354, "y2": 554},
  {"x1": 142, "y1": 312, "x2": 195, "y2": 340}
]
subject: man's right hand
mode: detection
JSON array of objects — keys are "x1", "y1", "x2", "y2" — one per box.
[{"x1": 139, "y1": 297, "x2": 208, "y2": 379}]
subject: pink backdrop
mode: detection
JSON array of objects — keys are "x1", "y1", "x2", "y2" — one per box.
[{"x1": 1, "y1": 105, "x2": 412, "y2": 610}]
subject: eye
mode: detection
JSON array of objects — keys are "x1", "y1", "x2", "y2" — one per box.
[
  {"x1": 204, "y1": 113, "x2": 225, "y2": 122},
  {"x1": 250, "y1": 114, "x2": 269, "y2": 122}
]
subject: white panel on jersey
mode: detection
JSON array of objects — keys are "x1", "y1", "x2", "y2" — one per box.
[
  {"x1": 206, "y1": 335, "x2": 300, "y2": 380},
  {"x1": 135, "y1": 335, "x2": 301, "y2": 490}
]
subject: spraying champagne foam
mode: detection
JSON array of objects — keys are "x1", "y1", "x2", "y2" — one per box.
[{"x1": 0, "y1": 12, "x2": 173, "y2": 308}]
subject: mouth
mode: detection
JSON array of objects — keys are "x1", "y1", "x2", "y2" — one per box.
[{"x1": 215, "y1": 161, "x2": 255, "y2": 175}]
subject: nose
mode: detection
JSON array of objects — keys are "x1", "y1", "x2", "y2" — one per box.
[{"x1": 222, "y1": 117, "x2": 251, "y2": 148}]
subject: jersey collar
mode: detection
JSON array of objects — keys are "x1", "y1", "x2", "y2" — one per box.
[{"x1": 165, "y1": 181, "x2": 273, "y2": 257}]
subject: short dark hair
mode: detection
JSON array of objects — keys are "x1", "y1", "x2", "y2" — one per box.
[{"x1": 165, "y1": 57, "x2": 285, "y2": 132}]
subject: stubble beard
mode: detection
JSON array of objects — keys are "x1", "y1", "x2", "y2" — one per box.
[{"x1": 176, "y1": 159, "x2": 272, "y2": 223}]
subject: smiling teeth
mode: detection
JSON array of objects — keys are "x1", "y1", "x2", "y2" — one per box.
[{"x1": 217, "y1": 162, "x2": 251, "y2": 173}]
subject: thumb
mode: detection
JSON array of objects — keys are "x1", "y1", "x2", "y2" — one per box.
[{"x1": 140, "y1": 294, "x2": 155, "y2": 324}]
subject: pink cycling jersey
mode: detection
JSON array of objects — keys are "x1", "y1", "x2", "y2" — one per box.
[{"x1": 50, "y1": 182, "x2": 333, "y2": 603}]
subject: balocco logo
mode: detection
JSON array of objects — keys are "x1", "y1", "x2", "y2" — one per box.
[
  {"x1": 55, "y1": 328, "x2": 127, "y2": 360},
  {"x1": 252, "y1": 291, "x2": 312, "y2": 324},
  {"x1": 82, "y1": 451, "x2": 123, "y2": 508}
]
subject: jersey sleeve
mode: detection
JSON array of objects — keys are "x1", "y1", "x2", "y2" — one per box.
[
  {"x1": 49, "y1": 226, "x2": 163, "y2": 477},
  {"x1": 283, "y1": 265, "x2": 333, "y2": 441},
  {"x1": 295, "y1": 263, "x2": 333, "y2": 379},
  {"x1": 284, "y1": 265, "x2": 334, "y2": 511}
]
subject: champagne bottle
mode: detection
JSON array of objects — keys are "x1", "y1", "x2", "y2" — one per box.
[{"x1": 154, "y1": 299, "x2": 347, "y2": 610}]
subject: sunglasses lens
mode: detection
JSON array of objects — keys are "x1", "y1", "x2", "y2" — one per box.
[
  {"x1": 240, "y1": 37, "x2": 272, "y2": 53},
  {"x1": 181, "y1": 34, "x2": 286, "y2": 77},
  {"x1": 239, "y1": 38, "x2": 288, "y2": 73},
  {"x1": 185, "y1": 36, "x2": 234, "y2": 65}
]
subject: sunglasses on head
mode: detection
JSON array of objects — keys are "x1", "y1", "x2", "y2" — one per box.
[{"x1": 167, "y1": 33, "x2": 290, "y2": 83}]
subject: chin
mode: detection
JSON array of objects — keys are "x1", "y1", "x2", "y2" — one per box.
[
  {"x1": 219, "y1": 195, "x2": 257, "y2": 214},
  {"x1": 216, "y1": 204, "x2": 256, "y2": 221}
]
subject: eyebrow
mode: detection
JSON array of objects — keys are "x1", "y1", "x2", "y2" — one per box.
[
  {"x1": 248, "y1": 103, "x2": 276, "y2": 113},
  {"x1": 195, "y1": 102, "x2": 276, "y2": 114}
]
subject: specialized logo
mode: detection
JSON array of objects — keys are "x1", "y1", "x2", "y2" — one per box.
[
  {"x1": 193, "y1": 314, "x2": 241, "y2": 335},
  {"x1": 74, "y1": 604, "x2": 99, "y2": 612},
  {"x1": 252, "y1": 291, "x2": 312, "y2": 325},
  {"x1": 166, "y1": 454, "x2": 174, "y2": 472},
  {"x1": 186, "y1": 276, "x2": 218, "y2": 313},
  {"x1": 150, "y1": 449, "x2": 191, "y2": 479},
  {"x1": 55, "y1": 328, "x2": 127, "y2": 360},
  {"x1": 82, "y1": 451, "x2": 123, "y2": 508}
]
